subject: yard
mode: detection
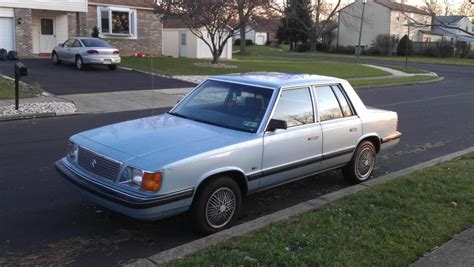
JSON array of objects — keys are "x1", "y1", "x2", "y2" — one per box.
[
  {"x1": 121, "y1": 56, "x2": 389, "y2": 79},
  {"x1": 167, "y1": 153, "x2": 474, "y2": 266},
  {"x1": 0, "y1": 77, "x2": 41, "y2": 99}
]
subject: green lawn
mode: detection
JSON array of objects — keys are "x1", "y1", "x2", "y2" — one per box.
[
  {"x1": 237, "y1": 45, "x2": 474, "y2": 67},
  {"x1": 121, "y1": 56, "x2": 389, "y2": 79},
  {"x1": 350, "y1": 75, "x2": 439, "y2": 88},
  {"x1": 0, "y1": 77, "x2": 41, "y2": 99},
  {"x1": 168, "y1": 153, "x2": 474, "y2": 266}
]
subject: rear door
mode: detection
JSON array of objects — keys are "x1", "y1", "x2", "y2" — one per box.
[
  {"x1": 260, "y1": 87, "x2": 323, "y2": 188},
  {"x1": 315, "y1": 85, "x2": 362, "y2": 170}
]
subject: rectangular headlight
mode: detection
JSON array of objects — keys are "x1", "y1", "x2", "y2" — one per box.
[
  {"x1": 67, "y1": 141, "x2": 78, "y2": 162},
  {"x1": 120, "y1": 166, "x2": 162, "y2": 192}
]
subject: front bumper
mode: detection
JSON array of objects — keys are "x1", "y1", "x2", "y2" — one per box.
[{"x1": 55, "y1": 158, "x2": 193, "y2": 220}]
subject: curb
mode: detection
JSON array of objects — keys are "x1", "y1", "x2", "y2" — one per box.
[
  {"x1": 126, "y1": 146, "x2": 474, "y2": 267},
  {"x1": 353, "y1": 76, "x2": 444, "y2": 89},
  {"x1": 0, "y1": 111, "x2": 82, "y2": 122}
]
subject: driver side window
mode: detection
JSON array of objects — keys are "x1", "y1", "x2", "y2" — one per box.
[
  {"x1": 63, "y1": 39, "x2": 74, "y2": 47},
  {"x1": 72, "y1": 40, "x2": 82, "y2": 48}
]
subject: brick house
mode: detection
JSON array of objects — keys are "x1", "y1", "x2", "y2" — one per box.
[{"x1": 0, "y1": 0, "x2": 162, "y2": 57}]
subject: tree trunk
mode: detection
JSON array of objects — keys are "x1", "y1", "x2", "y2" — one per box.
[
  {"x1": 211, "y1": 53, "x2": 220, "y2": 64},
  {"x1": 239, "y1": 25, "x2": 246, "y2": 54}
]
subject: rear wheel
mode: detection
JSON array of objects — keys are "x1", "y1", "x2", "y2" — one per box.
[
  {"x1": 190, "y1": 177, "x2": 241, "y2": 235},
  {"x1": 75, "y1": 56, "x2": 84, "y2": 70},
  {"x1": 52, "y1": 52, "x2": 61, "y2": 65},
  {"x1": 342, "y1": 141, "x2": 376, "y2": 184},
  {"x1": 108, "y1": 65, "x2": 117, "y2": 71}
]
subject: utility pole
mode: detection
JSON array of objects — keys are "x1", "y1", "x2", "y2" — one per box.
[{"x1": 356, "y1": 0, "x2": 367, "y2": 63}]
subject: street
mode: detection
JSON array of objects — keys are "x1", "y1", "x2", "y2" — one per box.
[{"x1": 0, "y1": 63, "x2": 473, "y2": 266}]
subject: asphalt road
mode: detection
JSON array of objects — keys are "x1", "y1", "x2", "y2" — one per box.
[
  {"x1": 0, "y1": 63, "x2": 473, "y2": 266},
  {"x1": 0, "y1": 59, "x2": 195, "y2": 95}
]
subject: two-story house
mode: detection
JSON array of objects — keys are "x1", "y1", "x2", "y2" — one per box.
[
  {"x1": 432, "y1": 16, "x2": 474, "y2": 45},
  {"x1": 336, "y1": 0, "x2": 431, "y2": 50},
  {"x1": 0, "y1": 0, "x2": 162, "y2": 57}
]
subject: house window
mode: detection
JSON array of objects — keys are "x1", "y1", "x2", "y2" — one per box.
[{"x1": 98, "y1": 7, "x2": 137, "y2": 38}]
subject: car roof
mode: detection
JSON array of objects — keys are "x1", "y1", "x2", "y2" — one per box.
[{"x1": 209, "y1": 72, "x2": 344, "y2": 90}]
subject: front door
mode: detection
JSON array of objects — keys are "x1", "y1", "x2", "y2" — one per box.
[
  {"x1": 260, "y1": 87, "x2": 323, "y2": 189},
  {"x1": 179, "y1": 31, "x2": 187, "y2": 57},
  {"x1": 39, "y1": 18, "x2": 56, "y2": 53}
]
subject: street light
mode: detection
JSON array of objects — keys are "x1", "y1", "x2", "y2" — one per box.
[{"x1": 356, "y1": 0, "x2": 367, "y2": 63}]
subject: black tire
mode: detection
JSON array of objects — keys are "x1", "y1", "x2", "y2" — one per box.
[
  {"x1": 52, "y1": 52, "x2": 61, "y2": 65},
  {"x1": 75, "y1": 56, "x2": 84, "y2": 70},
  {"x1": 108, "y1": 65, "x2": 117, "y2": 71},
  {"x1": 342, "y1": 141, "x2": 376, "y2": 184},
  {"x1": 190, "y1": 177, "x2": 242, "y2": 235}
]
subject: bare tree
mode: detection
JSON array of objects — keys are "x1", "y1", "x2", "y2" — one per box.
[
  {"x1": 456, "y1": 0, "x2": 474, "y2": 17},
  {"x1": 156, "y1": 0, "x2": 238, "y2": 64},
  {"x1": 236, "y1": 0, "x2": 268, "y2": 54},
  {"x1": 423, "y1": 0, "x2": 453, "y2": 16}
]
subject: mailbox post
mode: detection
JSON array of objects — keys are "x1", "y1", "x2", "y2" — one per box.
[{"x1": 14, "y1": 62, "x2": 28, "y2": 110}]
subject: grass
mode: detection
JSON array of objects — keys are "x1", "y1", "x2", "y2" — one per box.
[
  {"x1": 350, "y1": 75, "x2": 439, "y2": 88},
  {"x1": 0, "y1": 77, "x2": 42, "y2": 99},
  {"x1": 121, "y1": 56, "x2": 389, "y2": 79},
  {"x1": 238, "y1": 45, "x2": 474, "y2": 67},
  {"x1": 168, "y1": 153, "x2": 474, "y2": 266}
]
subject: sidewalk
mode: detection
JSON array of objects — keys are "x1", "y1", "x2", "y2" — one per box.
[
  {"x1": 0, "y1": 87, "x2": 193, "y2": 118},
  {"x1": 411, "y1": 227, "x2": 474, "y2": 267}
]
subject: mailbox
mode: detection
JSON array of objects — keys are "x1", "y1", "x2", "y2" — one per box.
[
  {"x1": 15, "y1": 62, "x2": 28, "y2": 77},
  {"x1": 14, "y1": 62, "x2": 27, "y2": 110}
]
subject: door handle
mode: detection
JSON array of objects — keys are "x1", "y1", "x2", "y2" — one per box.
[
  {"x1": 307, "y1": 136, "x2": 319, "y2": 141},
  {"x1": 350, "y1": 128, "x2": 358, "y2": 132}
]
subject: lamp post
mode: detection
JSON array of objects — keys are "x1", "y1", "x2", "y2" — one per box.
[{"x1": 356, "y1": 0, "x2": 367, "y2": 63}]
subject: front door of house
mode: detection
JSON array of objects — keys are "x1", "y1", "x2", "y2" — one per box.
[{"x1": 39, "y1": 18, "x2": 56, "y2": 53}]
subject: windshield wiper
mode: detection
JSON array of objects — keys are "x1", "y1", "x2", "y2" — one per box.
[{"x1": 167, "y1": 111, "x2": 188, "y2": 119}]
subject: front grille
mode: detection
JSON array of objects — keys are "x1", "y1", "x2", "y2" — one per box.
[{"x1": 78, "y1": 147, "x2": 121, "y2": 181}]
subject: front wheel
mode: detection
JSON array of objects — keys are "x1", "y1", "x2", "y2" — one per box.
[
  {"x1": 52, "y1": 52, "x2": 61, "y2": 65},
  {"x1": 342, "y1": 141, "x2": 376, "y2": 184},
  {"x1": 190, "y1": 177, "x2": 242, "y2": 235}
]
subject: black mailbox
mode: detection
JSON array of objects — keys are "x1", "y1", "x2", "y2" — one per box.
[{"x1": 15, "y1": 62, "x2": 28, "y2": 77}]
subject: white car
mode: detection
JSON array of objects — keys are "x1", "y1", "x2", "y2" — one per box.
[
  {"x1": 56, "y1": 73, "x2": 401, "y2": 234},
  {"x1": 52, "y1": 37, "x2": 121, "y2": 70}
]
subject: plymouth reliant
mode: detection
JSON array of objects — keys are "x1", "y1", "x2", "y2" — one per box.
[{"x1": 56, "y1": 73, "x2": 401, "y2": 234}]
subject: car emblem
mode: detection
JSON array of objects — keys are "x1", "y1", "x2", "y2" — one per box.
[{"x1": 91, "y1": 159, "x2": 97, "y2": 168}]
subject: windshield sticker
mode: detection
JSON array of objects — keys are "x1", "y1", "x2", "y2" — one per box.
[{"x1": 243, "y1": 121, "x2": 258, "y2": 128}]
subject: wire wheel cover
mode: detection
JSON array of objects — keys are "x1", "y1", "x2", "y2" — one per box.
[
  {"x1": 205, "y1": 187, "x2": 236, "y2": 228},
  {"x1": 356, "y1": 146, "x2": 375, "y2": 179}
]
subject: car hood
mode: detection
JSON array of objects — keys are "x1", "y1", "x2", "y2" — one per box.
[{"x1": 77, "y1": 113, "x2": 253, "y2": 164}]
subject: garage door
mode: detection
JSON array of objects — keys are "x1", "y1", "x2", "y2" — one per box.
[{"x1": 0, "y1": 17, "x2": 14, "y2": 51}]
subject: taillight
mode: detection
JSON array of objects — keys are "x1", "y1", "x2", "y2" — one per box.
[
  {"x1": 87, "y1": 50, "x2": 99, "y2": 54},
  {"x1": 113, "y1": 50, "x2": 120, "y2": 55}
]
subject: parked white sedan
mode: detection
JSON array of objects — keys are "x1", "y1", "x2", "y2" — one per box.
[
  {"x1": 52, "y1": 37, "x2": 121, "y2": 70},
  {"x1": 56, "y1": 73, "x2": 401, "y2": 234}
]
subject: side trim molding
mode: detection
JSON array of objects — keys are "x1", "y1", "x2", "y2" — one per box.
[{"x1": 247, "y1": 146, "x2": 355, "y2": 181}]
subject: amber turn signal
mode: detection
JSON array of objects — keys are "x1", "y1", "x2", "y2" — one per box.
[{"x1": 140, "y1": 172, "x2": 162, "y2": 192}]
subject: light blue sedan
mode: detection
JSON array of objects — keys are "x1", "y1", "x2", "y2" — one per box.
[{"x1": 56, "y1": 73, "x2": 401, "y2": 234}]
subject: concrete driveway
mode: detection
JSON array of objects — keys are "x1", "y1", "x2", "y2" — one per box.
[{"x1": 0, "y1": 58, "x2": 195, "y2": 95}]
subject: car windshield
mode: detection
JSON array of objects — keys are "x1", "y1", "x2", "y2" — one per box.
[
  {"x1": 170, "y1": 80, "x2": 274, "y2": 133},
  {"x1": 81, "y1": 38, "x2": 111, "y2": 47}
]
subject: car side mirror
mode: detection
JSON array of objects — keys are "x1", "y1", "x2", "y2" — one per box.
[{"x1": 266, "y1": 119, "x2": 287, "y2": 132}]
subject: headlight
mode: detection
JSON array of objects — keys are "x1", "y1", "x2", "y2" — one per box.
[
  {"x1": 120, "y1": 166, "x2": 162, "y2": 192},
  {"x1": 67, "y1": 141, "x2": 78, "y2": 162}
]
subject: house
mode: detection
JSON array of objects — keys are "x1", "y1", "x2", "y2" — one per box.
[
  {"x1": 0, "y1": 0, "x2": 162, "y2": 57},
  {"x1": 430, "y1": 16, "x2": 474, "y2": 45},
  {"x1": 336, "y1": 0, "x2": 431, "y2": 49},
  {"x1": 234, "y1": 26, "x2": 269, "y2": 45},
  {"x1": 162, "y1": 20, "x2": 233, "y2": 60}
]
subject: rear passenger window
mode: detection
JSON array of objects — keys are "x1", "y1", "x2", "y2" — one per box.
[
  {"x1": 332, "y1": 86, "x2": 354, "y2": 117},
  {"x1": 315, "y1": 86, "x2": 343, "y2": 121},
  {"x1": 273, "y1": 88, "x2": 314, "y2": 127}
]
